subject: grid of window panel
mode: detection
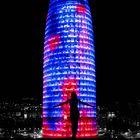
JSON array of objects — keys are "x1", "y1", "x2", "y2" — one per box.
[{"x1": 43, "y1": 0, "x2": 96, "y2": 138}]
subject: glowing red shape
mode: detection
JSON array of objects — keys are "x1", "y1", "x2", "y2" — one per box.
[
  {"x1": 62, "y1": 79, "x2": 79, "y2": 98},
  {"x1": 76, "y1": 5, "x2": 86, "y2": 13},
  {"x1": 62, "y1": 79, "x2": 79, "y2": 99},
  {"x1": 48, "y1": 34, "x2": 60, "y2": 51}
]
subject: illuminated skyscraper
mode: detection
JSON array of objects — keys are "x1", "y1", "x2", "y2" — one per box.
[{"x1": 43, "y1": 0, "x2": 96, "y2": 138}]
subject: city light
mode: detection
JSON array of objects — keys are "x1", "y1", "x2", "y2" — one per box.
[{"x1": 43, "y1": 0, "x2": 96, "y2": 138}]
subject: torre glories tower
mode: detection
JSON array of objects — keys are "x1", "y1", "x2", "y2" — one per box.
[{"x1": 43, "y1": 0, "x2": 96, "y2": 138}]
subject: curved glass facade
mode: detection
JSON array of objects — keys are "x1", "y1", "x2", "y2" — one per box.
[{"x1": 43, "y1": 0, "x2": 96, "y2": 138}]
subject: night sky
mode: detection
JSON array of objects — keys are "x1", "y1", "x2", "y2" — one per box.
[{"x1": 0, "y1": 0, "x2": 140, "y2": 104}]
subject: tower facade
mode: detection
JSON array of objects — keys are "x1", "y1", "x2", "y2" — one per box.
[{"x1": 43, "y1": 0, "x2": 96, "y2": 138}]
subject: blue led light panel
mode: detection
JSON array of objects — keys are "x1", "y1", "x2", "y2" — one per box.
[{"x1": 43, "y1": 0, "x2": 96, "y2": 138}]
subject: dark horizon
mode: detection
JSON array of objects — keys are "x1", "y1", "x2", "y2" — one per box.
[{"x1": 0, "y1": 0, "x2": 140, "y2": 104}]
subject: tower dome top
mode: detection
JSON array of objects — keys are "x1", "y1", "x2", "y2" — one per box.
[{"x1": 49, "y1": 0, "x2": 89, "y2": 5}]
